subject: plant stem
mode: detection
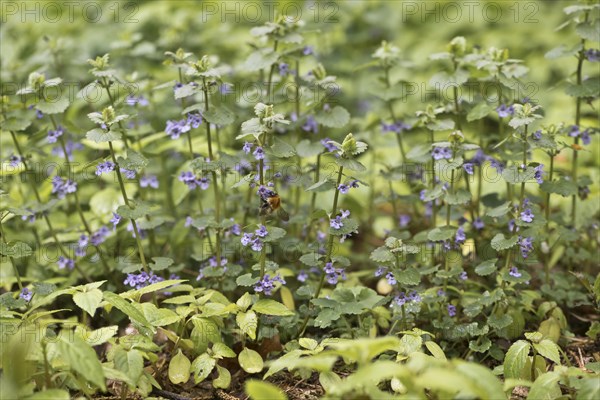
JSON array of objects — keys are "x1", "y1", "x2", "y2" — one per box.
[
  {"x1": 0, "y1": 218, "x2": 23, "y2": 290},
  {"x1": 545, "y1": 152, "x2": 555, "y2": 224},
  {"x1": 7, "y1": 130, "x2": 89, "y2": 282},
  {"x1": 265, "y1": 40, "x2": 279, "y2": 103},
  {"x1": 571, "y1": 22, "x2": 587, "y2": 226},
  {"x1": 108, "y1": 141, "x2": 149, "y2": 272},
  {"x1": 299, "y1": 165, "x2": 344, "y2": 337},
  {"x1": 384, "y1": 66, "x2": 406, "y2": 161}
]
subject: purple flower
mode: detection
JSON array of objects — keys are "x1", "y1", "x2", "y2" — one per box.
[
  {"x1": 489, "y1": 159, "x2": 505, "y2": 174},
  {"x1": 463, "y1": 163, "x2": 474, "y2": 175},
  {"x1": 375, "y1": 266, "x2": 386, "y2": 277},
  {"x1": 47, "y1": 126, "x2": 64, "y2": 144},
  {"x1": 393, "y1": 293, "x2": 407, "y2": 306},
  {"x1": 341, "y1": 210, "x2": 350, "y2": 218},
  {"x1": 241, "y1": 233, "x2": 254, "y2": 246},
  {"x1": 90, "y1": 226, "x2": 110, "y2": 246},
  {"x1": 302, "y1": 115, "x2": 318, "y2": 134},
  {"x1": 585, "y1": 48, "x2": 600, "y2": 62},
  {"x1": 303, "y1": 46, "x2": 314, "y2": 56},
  {"x1": 278, "y1": 63, "x2": 289, "y2": 76},
  {"x1": 243, "y1": 142, "x2": 253, "y2": 154},
  {"x1": 19, "y1": 287, "x2": 33, "y2": 302},
  {"x1": 124, "y1": 271, "x2": 164, "y2": 289},
  {"x1": 255, "y1": 225, "x2": 268, "y2": 238},
  {"x1": 140, "y1": 175, "x2": 159, "y2": 189},
  {"x1": 408, "y1": 291, "x2": 421, "y2": 303},
  {"x1": 381, "y1": 121, "x2": 411, "y2": 134},
  {"x1": 581, "y1": 129, "x2": 591, "y2": 145},
  {"x1": 320, "y1": 138, "x2": 337, "y2": 153},
  {"x1": 51, "y1": 176, "x2": 77, "y2": 199},
  {"x1": 125, "y1": 95, "x2": 148, "y2": 106},
  {"x1": 208, "y1": 256, "x2": 228, "y2": 268},
  {"x1": 110, "y1": 212, "x2": 121, "y2": 229},
  {"x1": 57, "y1": 256, "x2": 75, "y2": 270},
  {"x1": 96, "y1": 161, "x2": 115, "y2": 176},
  {"x1": 532, "y1": 130, "x2": 542, "y2": 140},
  {"x1": 509, "y1": 266, "x2": 522, "y2": 278},
  {"x1": 317, "y1": 230, "x2": 326, "y2": 242},
  {"x1": 520, "y1": 208, "x2": 534, "y2": 223},
  {"x1": 569, "y1": 125, "x2": 580, "y2": 137},
  {"x1": 472, "y1": 217, "x2": 484, "y2": 230},
  {"x1": 179, "y1": 171, "x2": 199, "y2": 189},
  {"x1": 253, "y1": 146, "x2": 265, "y2": 161},
  {"x1": 78, "y1": 234, "x2": 89, "y2": 248},
  {"x1": 455, "y1": 226, "x2": 466, "y2": 244},
  {"x1": 534, "y1": 164, "x2": 544, "y2": 184},
  {"x1": 447, "y1": 304, "x2": 456, "y2": 317},
  {"x1": 251, "y1": 238, "x2": 263, "y2": 252},
  {"x1": 254, "y1": 274, "x2": 286, "y2": 296},
  {"x1": 432, "y1": 147, "x2": 452, "y2": 160},
  {"x1": 330, "y1": 216, "x2": 343, "y2": 229},
  {"x1": 8, "y1": 155, "x2": 21, "y2": 167},
  {"x1": 437, "y1": 289, "x2": 446, "y2": 297},
  {"x1": 496, "y1": 104, "x2": 515, "y2": 118},
  {"x1": 298, "y1": 270, "x2": 308, "y2": 282},
  {"x1": 399, "y1": 214, "x2": 411, "y2": 228},
  {"x1": 508, "y1": 219, "x2": 519, "y2": 233},
  {"x1": 230, "y1": 223, "x2": 241, "y2": 236},
  {"x1": 338, "y1": 183, "x2": 349, "y2": 194},
  {"x1": 518, "y1": 236, "x2": 534, "y2": 259},
  {"x1": 165, "y1": 119, "x2": 190, "y2": 139},
  {"x1": 35, "y1": 109, "x2": 44, "y2": 119},
  {"x1": 51, "y1": 140, "x2": 83, "y2": 158},
  {"x1": 185, "y1": 216, "x2": 194, "y2": 227},
  {"x1": 471, "y1": 150, "x2": 487, "y2": 166},
  {"x1": 386, "y1": 272, "x2": 396, "y2": 285},
  {"x1": 459, "y1": 271, "x2": 467, "y2": 281},
  {"x1": 187, "y1": 112, "x2": 203, "y2": 129}
]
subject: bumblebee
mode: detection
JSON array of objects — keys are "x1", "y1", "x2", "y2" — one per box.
[{"x1": 259, "y1": 191, "x2": 289, "y2": 221}]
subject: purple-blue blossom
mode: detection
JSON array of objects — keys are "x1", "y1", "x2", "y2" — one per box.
[
  {"x1": 96, "y1": 161, "x2": 115, "y2": 176},
  {"x1": 8, "y1": 155, "x2": 21, "y2": 167},
  {"x1": 57, "y1": 256, "x2": 75, "y2": 270},
  {"x1": 386, "y1": 272, "x2": 396, "y2": 285},
  {"x1": 455, "y1": 226, "x2": 466, "y2": 244},
  {"x1": 121, "y1": 168, "x2": 136, "y2": 179},
  {"x1": 447, "y1": 304, "x2": 456, "y2": 317},
  {"x1": 278, "y1": 63, "x2": 289, "y2": 76},
  {"x1": 165, "y1": 119, "x2": 191, "y2": 139},
  {"x1": 298, "y1": 270, "x2": 308, "y2": 282},
  {"x1": 255, "y1": 225, "x2": 268, "y2": 238},
  {"x1": 381, "y1": 121, "x2": 411, "y2": 134},
  {"x1": 496, "y1": 104, "x2": 515, "y2": 118},
  {"x1": 19, "y1": 287, "x2": 33, "y2": 302},
  {"x1": 47, "y1": 126, "x2": 64, "y2": 143},
  {"x1": 585, "y1": 48, "x2": 600, "y2": 62},
  {"x1": 463, "y1": 163, "x2": 474, "y2": 175},
  {"x1": 110, "y1": 212, "x2": 121, "y2": 229},
  {"x1": 243, "y1": 142, "x2": 253, "y2": 154},
  {"x1": 254, "y1": 274, "x2": 286, "y2": 296},
  {"x1": 520, "y1": 208, "x2": 534, "y2": 223},
  {"x1": 518, "y1": 236, "x2": 534, "y2": 259},
  {"x1": 187, "y1": 112, "x2": 203, "y2": 129},
  {"x1": 399, "y1": 214, "x2": 411, "y2": 228},
  {"x1": 432, "y1": 147, "x2": 452, "y2": 160},
  {"x1": 302, "y1": 115, "x2": 318, "y2": 134},
  {"x1": 472, "y1": 217, "x2": 484, "y2": 230},
  {"x1": 51, "y1": 176, "x2": 77, "y2": 199},
  {"x1": 52, "y1": 140, "x2": 83, "y2": 158},
  {"x1": 534, "y1": 164, "x2": 544, "y2": 184},
  {"x1": 124, "y1": 271, "x2": 164, "y2": 289},
  {"x1": 140, "y1": 175, "x2": 159, "y2": 189},
  {"x1": 253, "y1": 146, "x2": 265, "y2": 160},
  {"x1": 509, "y1": 266, "x2": 522, "y2": 278}
]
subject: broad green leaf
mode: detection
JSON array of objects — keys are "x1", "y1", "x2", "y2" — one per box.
[
  {"x1": 139, "y1": 302, "x2": 180, "y2": 327},
  {"x1": 213, "y1": 365, "x2": 231, "y2": 389},
  {"x1": 191, "y1": 353, "x2": 216, "y2": 383},
  {"x1": 86, "y1": 128, "x2": 122, "y2": 143},
  {"x1": 527, "y1": 371, "x2": 561, "y2": 400},
  {"x1": 212, "y1": 343, "x2": 236, "y2": 359},
  {"x1": 486, "y1": 201, "x2": 512, "y2": 217},
  {"x1": 504, "y1": 340, "x2": 531, "y2": 379},
  {"x1": 58, "y1": 335, "x2": 106, "y2": 390},
  {"x1": 315, "y1": 106, "x2": 350, "y2": 128},
  {"x1": 116, "y1": 202, "x2": 151, "y2": 219},
  {"x1": 245, "y1": 380, "x2": 287, "y2": 400},
  {"x1": 73, "y1": 289, "x2": 103, "y2": 317},
  {"x1": 36, "y1": 97, "x2": 69, "y2": 114},
  {"x1": 269, "y1": 137, "x2": 296, "y2": 158},
  {"x1": 168, "y1": 349, "x2": 191, "y2": 384},
  {"x1": 428, "y1": 226, "x2": 456, "y2": 241},
  {"x1": 236, "y1": 310, "x2": 258, "y2": 340},
  {"x1": 540, "y1": 179, "x2": 578, "y2": 197},
  {"x1": 149, "y1": 257, "x2": 174, "y2": 271},
  {"x1": 424, "y1": 341, "x2": 447, "y2": 360},
  {"x1": 533, "y1": 340, "x2": 561, "y2": 364},
  {"x1": 0, "y1": 242, "x2": 33, "y2": 258},
  {"x1": 252, "y1": 299, "x2": 294, "y2": 316},
  {"x1": 77, "y1": 326, "x2": 118, "y2": 346},
  {"x1": 113, "y1": 348, "x2": 144, "y2": 387},
  {"x1": 491, "y1": 234, "x2": 519, "y2": 251},
  {"x1": 203, "y1": 106, "x2": 234, "y2": 125},
  {"x1": 238, "y1": 348, "x2": 264, "y2": 373},
  {"x1": 467, "y1": 103, "x2": 493, "y2": 122},
  {"x1": 475, "y1": 258, "x2": 498, "y2": 276},
  {"x1": 102, "y1": 291, "x2": 154, "y2": 332}
]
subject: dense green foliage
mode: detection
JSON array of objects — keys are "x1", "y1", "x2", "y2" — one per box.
[{"x1": 1, "y1": 1, "x2": 599, "y2": 399}]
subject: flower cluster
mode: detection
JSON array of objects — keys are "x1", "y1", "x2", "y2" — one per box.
[
  {"x1": 330, "y1": 210, "x2": 351, "y2": 229},
  {"x1": 125, "y1": 95, "x2": 149, "y2": 107},
  {"x1": 568, "y1": 125, "x2": 592, "y2": 145},
  {"x1": 165, "y1": 119, "x2": 191, "y2": 139},
  {"x1": 392, "y1": 291, "x2": 421, "y2": 306},
  {"x1": 47, "y1": 126, "x2": 64, "y2": 143},
  {"x1": 179, "y1": 171, "x2": 210, "y2": 190},
  {"x1": 534, "y1": 164, "x2": 545, "y2": 184},
  {"x1": 432, "y1": 146, "x2": 452, "y2": 160},
  {"x1": 121, "y1": 168, "x2": 137, "y2": 179},
  {"x1": 585, "y1": 49, "x2": 600, "y2": 62},
  {"x1": 19, "y1": 287, "x2": 33, "y2": 302},
  {"x1": 123, "y1": 271, "x2": 164, "y2": 289},
  {"x1": 96, "y1": 161, "x2": 115, "y2": 176},
  {"x1": 241, "y1": 225, "x2": 269, "y2": 252},
  {"x1": 324, "y1": 262, "x2": 347, "y2": 285},
  {"x1": 51, "y1": 176, "x2": 77, "y2": 199},
  {"x1": 518, "y1": 236, "x2": 534, "y2": 259},
  {"x1": 76, "y1": 226, "x2": 111, "y2": 256},
  {"x1": 338, "y1": 180, "x2": 359, "y2": 194},
  {"x1": 320, "y1": 138, "x2": 337, "y2": 153},
  {"x1": 381, "y1": 120, "x2": 411, "y2": 134},
  {"x1": 57, "y1": 256, "x2": 75, "y2": 270},
  {"x1": 254, "y1": 273, "x2": 285, "y2": 296},
  {"x1": 447, "y1": 304, "x2": 457, "y2": 317},
  {"x1": 496, "y1": 104, "x2": 515, "y2": 118},
  {"x1": 140, "y1": 175, "x2": 159, "y2": 189}
]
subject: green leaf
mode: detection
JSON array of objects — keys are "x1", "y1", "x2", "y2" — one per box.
[
  {"x1": 243, "y1": 48, "x2": 279, "y2": 71},
  {"x1": 329, "y1": 217, "x2": 359, "y2": 236},
  {"x1": 2, "y1": 117, "x2": 31, "y2": 131},
  {"x1": 113, "y1": 348, "x2": 144, "y2": 387},
  {"x1": 334, "y1": 157, "x2": 367, "y2": 172},
  {"x1": 118, "y1": 149, "x2": 149, "y2": 171},
  {"x1": 238, "y1": 348, "x2": 263, "y2": 374},
  {"x1": 58, "y1": 335, "x2": 106, "y2": 390},
  {"x1": 395, "y1": 268, "x2": 420, "y2": 286},
  {"x1": 467, "y1": 103, "x2": 493, "y2": 122},
  {"x1": 504, "y1": 340, "x2": 531, "y2": 379},
  {"x1": 370, "y1": 246, "x2": 394, "y2": 263},
  {"x1": 136, "y1": 279, "x2": 185, "y2": 296},
  {"x1": 300, "y1": 252, "x2": 323, "y2": 267},
  {"x1": 191, "y1": 353, "x2": 216, "y2": 383},
  {"x1": 27, "y1": 390, "x2": 70, "y2": 399},
  {"x1": 491, "y1": 234, "x2": 519, "y2": 251},
  {"x1": 168, "y1": 349, "x2": 191, "y2": 384},
  {"x1": 73, "y1": 289, "x2": 103, "y2": 317},
  {"x1": 191, "y1": 317, "x2": 221, "y2": 353},
  {"x1": 565, "y1": 78, "x2": 600, "y2": 98},
  {"x1": 486, "y1": 202, "x2": 512, "y2": 217},
  {"x1": 212, "y1": 343, "x2": 236, "y2": 359},
  {"x1": 252, "y1": 299, "x2": 294, "y2": 316},
  {"x1": 296, "y1": 140, "x2": 324, "y2": 157},
  {"x1": 0, "y1": 242, "x2": 33, "y2": 258},
  {"x1": 424, "y1": 341, "x2": 447, "y2": 360},
  {"x1": 139, "y1": 302, "x2": 180, "y2": 327},
  {"x1": 502, "y1": 165, "x2": 535, "y2": 184},
  {"x1": 533, "y1": 340, "x2": 561, "y2": 364},
  {"x1": 236, "y1": 273, "x2": 259, "y2": 287},
  {"x1": 213, "y1": 365, "x2": 231, "y2": 389},
  {"x1": 203, "y1": 106, "x2": 234, "y2": 125},
  {"x1": 245, "y1": 380, "x2": 287, "y2": 400},
  {"x1": 427, "y1": 118, "x2": 455, "y2": 131},
  {"x1": 445, "y1": 189, "x2": 471, "y2": 205},
  {"x1": 86, "y1": 128, "x2": 122, "y2": 143},
  {"x1": 315, "y1": 106, "x2": 350, "y2": 128},
  {"x1": 103, "y1": 291, "x2": 154, "y2": 332},
  {"x1": 469, "y1": 337, "x2": 491, "y2": 353},
  {"x1": 576, "y1": 21, "x2": 600, "y2": 41},
  {"x1": 149, "y1": 257, "x2": 174, "y2": 271},
  {"x1": 116, "y1": 202, "x2": 150, "y2": 219},
  {"x1": 269, "y1": 137, "x2": 296, "y2": 158},
  {"x1": 475, "y1": 258, "x2": 498, "y2": 276},
  {"x1": 527, "y1": 371, "x2": 561, "y2": 400},
  {"x1": 577, "y1": 378, "x2": 600, "y2": 400},
  {"x1": 305, "y1": 179, "x2": 335, "y2": 192},
  {"x1": 488, "y1": 313, "x2": 513, "y2": 330},
  {"x1": 236, "y1": 311, "x2": 258, "y2": 340},
  {"x1": 78, "y1": 326, "x2": 118, "y2": 346},
  {"x1": 428, "y1": 226, "x2": 456, "y2": 241},
  {"x1": 36, "y1": 97, "x2": 69, "y2": 114},
  {"x1": 540, "y1": 179, "x2": 578, "y2": 197},
  {"x1": 263, "y1": 226, "x2": 287, "y2": 242}
]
